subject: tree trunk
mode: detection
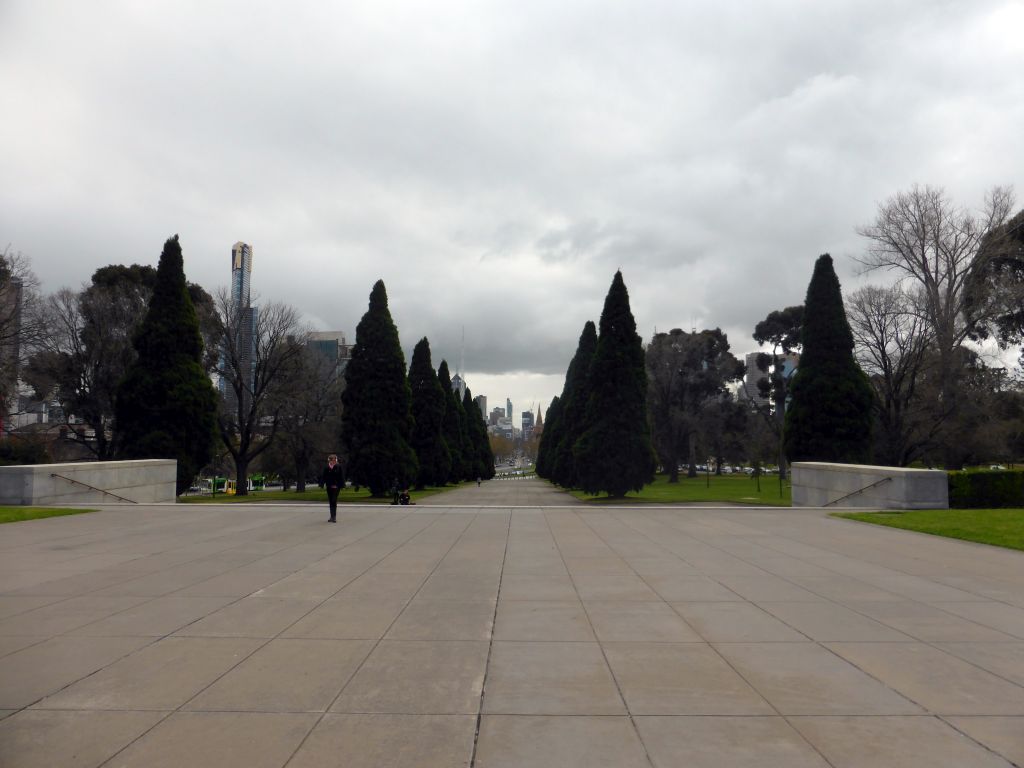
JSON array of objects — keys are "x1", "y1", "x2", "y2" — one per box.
[
  {"x1": 235, "y1": 459, "x2": 249, "y2": 496},
  {"x1": 687, "y1": 433, "x2": 697, "y2": 478},
  {"x1": 666, "y1": 446, "x2": 679, "y2": 483}
]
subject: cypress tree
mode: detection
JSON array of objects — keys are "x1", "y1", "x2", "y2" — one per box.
[
  {"x1": 551, "y1": 320, "x2": 597, "y2": 487},
  {"x1": 463, "y1": 387, "x2": 495, "y2": 479},
  {"x1": 341, "y1": 280, "x2": 418, "y2": 495},
  {"x1": 115, "y1": 235, "x2": 217, "y2": 495},
  {"x1": 574, "y1": 271, "x2": 657, "y2": 496},
  {"x1": 409, "y1": 337, "x2": 451, "y2": 488},
  {"x1": 785, "y1": 254, "x2": 875, "y2": 463},
  {"x1": 535, "y1": 395, "x2": 562, "y2": 479},
  {"x1": 437, "y1": 360, "x2": 467, "y2": 483}
]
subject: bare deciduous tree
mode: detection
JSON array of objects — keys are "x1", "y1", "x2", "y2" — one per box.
[
  {"x1": 856, "y1": 184, "x2": 1015, "y2": 467},
  {"x1": 215, "y1": 289, "x2": 308, "y2": 495},
  {"x1": 846, "y1": 284, "x2": 937, "y2": 466}
]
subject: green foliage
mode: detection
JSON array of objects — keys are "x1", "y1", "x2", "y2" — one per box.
[
  {"x1": 115, "y1": 236, "x2": 218, "y2": 495},
  {"x1": 463, "y1": 387, "x2": 496, "y2": 480},
  {"x1": 574, "y1": 271, "x2": 657, "y2": 496},
  {"x1": 437, "y1": 360, "x2": 469, "y2": 483},
  {"x1": 0, "y1": 437, "x2": 50, "y2": 465},
  {"x1": 948, "y1": 470, "x2": 1024, "y2": 508},
  {"x1": 551, "y1": 321, "x2": 597, "y2": 487},
  {"x1": 535, "y1": 395, "x2": 562, "y2": 479},
  {"x1": 785, "y1": 254, "x2": 874, "y2": 463},
  {"x1": 0, "y1": 507, "x2": 97, "y2": 524},
  {"x1": 836, "y1": 508, "x2": 1024, "y2": 552},
  {"x1": 341, "y1": 280, "x2": 418, "y2": 496},
  {"x1": 561, "y1": 471, "x2": 791, "y2": 506},
  {"x1": 409, "y1": 337, "x2": 451, "y2": 488}
]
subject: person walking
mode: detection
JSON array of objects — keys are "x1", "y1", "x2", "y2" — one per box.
[{"x1": 319, "y1": 454, "x2": 345, "y2": 523}]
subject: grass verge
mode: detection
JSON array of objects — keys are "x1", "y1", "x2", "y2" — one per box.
[
  {"x1": 564, "y1": 472, "x2": 791, "y2": 506},
  {"x1": 834, "y1": 508, "x2": 1024, "y2": 552},
  {"x1": 177, "y1": 484, "x2": 462, "y2": 504},
  {"x1": 0, "y1": 507, "x2": 98, "y2": 524}
]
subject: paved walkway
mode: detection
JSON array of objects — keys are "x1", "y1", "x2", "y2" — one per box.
[{"x1": 1, "y1": 478, "x2": 1023, "y2": 766}]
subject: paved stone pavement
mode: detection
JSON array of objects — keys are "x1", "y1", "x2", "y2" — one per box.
[{"x1": 1, "y1": 477, "x2": 1023, "y2": 767}]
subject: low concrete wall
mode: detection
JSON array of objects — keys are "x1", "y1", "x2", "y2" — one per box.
[
  {"x1": 792, "y1": 462, "x2": 948, "y2": 509},
  {"x1": 0, "y1": 460, "x2": 177, "y2": 505}
]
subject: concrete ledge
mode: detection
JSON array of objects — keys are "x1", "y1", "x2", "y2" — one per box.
[
  {"x1": 0, "y1": 460, "x2": 177, "y2": 505},
  {"x1": 792, "y1": 462, "x2": 948, "y2": 509}
]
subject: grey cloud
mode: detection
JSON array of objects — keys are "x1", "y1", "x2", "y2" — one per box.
[{"x1": 1, "y1": 0, "x2": 1021, "y2": 418}]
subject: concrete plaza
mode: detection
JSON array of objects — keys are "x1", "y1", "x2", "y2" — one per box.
[{"x1": 1, "y1": 478, "x2": 1023, "y2": 767}]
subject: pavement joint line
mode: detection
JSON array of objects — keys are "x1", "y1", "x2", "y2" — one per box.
[
  {"x1": 467, "y1": 509, "x2": 512, "y2": 768},
  {"x1": 580, "y1": 508, "x2": 869, "y2": 768},
  {"x1": 279, "y1": 511, "x2": 480, "y2": 768},
  {"x1": 542, "y1": 508, "x2": 659, "y2": 768},
  {"x1": 89, "y1": 509, "x2": 436, "y2": 768},
  {"x1": 621, "y1": 508, "x2": 1024, "y2": 754}
]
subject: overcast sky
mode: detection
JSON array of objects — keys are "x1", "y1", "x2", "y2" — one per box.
[{"x1": 2, "y1": 1, "x2": 1022, "y2": 423}]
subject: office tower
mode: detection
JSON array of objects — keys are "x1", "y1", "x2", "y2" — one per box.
[
  {"x1": 474, "y1": 395, "x2": 487, "y2": 422},
  {"x1": 521, "y1": 409, "x2": 534, "y2": 440},
  {"x1": 230, "y1": 242, "x2": 252, "y2": 306},
  {"x1": 451, "y1": 373, "x2": 466, "y2": 400},
  {"x1": 222, "y1": 242, "x2": 257, "y2": 414},
  {"x1": 308, "y1": 331, "x2": 352, "y2": 377},
  {"x1": 506, "y1": 398, "x2": 512, "y2": 419}
]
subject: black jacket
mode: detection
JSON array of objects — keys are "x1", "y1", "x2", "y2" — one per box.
[{"x1": 320, "y1": 463, "x2": 345, "y2": 489}]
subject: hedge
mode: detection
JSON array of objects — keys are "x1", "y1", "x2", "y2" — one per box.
[{"x1": 948, "y1": 470, "x2": 1024, "y2": 508}]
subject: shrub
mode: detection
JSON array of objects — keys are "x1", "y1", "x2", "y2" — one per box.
[
  {"x1": 0, "y1": 438, "x2": 50, "y2": 466},
  {"x1": 948, "y1": 470, "x2": 1024, "y2": 508}
]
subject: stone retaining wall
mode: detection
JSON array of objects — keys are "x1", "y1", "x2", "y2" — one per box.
[
  {"x1": 791, "y1": 461, "x2": 948, "y2": 509},
  {"x1": 0, "y1": 460, "x2": 177, "y2": 505}
]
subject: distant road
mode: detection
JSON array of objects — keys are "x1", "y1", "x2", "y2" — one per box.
[{"x1": 418, "y1": 476, "x2": 579, "y2": 506}]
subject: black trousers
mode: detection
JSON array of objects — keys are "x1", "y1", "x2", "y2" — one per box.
[{"x1": 327, "y1": 487, "x2": 340, "y2": 518}]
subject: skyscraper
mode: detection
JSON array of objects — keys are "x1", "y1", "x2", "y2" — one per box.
[
  {"x1": 222, "y1": 242, "x2": 257, "y2": 414},
  {"x1": 506, "y1": 398, "x2": 513, "y2": 419},
  {"x1": 521, "y1": 409, "x2": 534, "y2": 440},
  {"x1": 230, "y1": 242, "x2": 252, "y2": 306}
]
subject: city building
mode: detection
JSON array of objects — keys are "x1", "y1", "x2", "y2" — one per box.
[
  {"x1": 506, "y1": 398, "x2": 513, "y2": 419},
  {"x1": 0, "y1": 275, "x2": 23, "y2": 434},
  {"x1": 738, "y1": 351, "x2": 800, "y2": 411},
  {"x1": 451, "y1": 373, "x2": 466, "y2": 400},
  {"x1": 521, "y1": 410, "x2": 535, "y2": 440},
  {"x1": 489, "y1": 407, "x2": 504, "y2": 426},
  {"x1": 307, "y1": 331, "x2": 352, "y2": 377},
  {"x1": 473, "y1": 394, "x2": 487, "y2": 422},
  {"x1": 221, "y1": 242, "x2": 257, "y2": 415}
]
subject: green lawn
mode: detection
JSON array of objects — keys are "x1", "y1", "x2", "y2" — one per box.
[
  {"x1": 835, "y1": 508, "x2": 1024, "y2": 552},
  {"x1": 177, "y1": 484, "x2": 461, "y2": 504},
  {"x1": 565, "y1": 472, "x2": 791, "y2": 505},
  {"x1": 0, "y1": 507, "x2": 98, "y2": 524}
]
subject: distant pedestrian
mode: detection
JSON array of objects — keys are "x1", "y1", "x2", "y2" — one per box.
[
  {"x1": 319, "y1": 454, "x2": 345, "y2": 523},
  {"x1": 477, "y1": 477, "x2": 481, "y2": 487}
]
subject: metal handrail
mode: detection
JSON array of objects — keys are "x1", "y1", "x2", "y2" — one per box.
[
  {"x1": 824, "y1": 476, "x2": 892, "y2": 507},
  {"x1": 50, "y1": 473, "x2": 137, "y2": 504}
]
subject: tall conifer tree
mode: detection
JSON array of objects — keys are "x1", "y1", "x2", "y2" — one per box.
[
  {"x1": 115, "y1": 235, "x2": 217, "y2": 495},
  {"x1": 437, "y1": 360, "x2": 467, "y2": 483},
  {"x1": 574, "y1": 271, "x2": 656, "y2": 496},
  {"x1": 785, "y1": 254, "x2": 875, "y2": 463},
  {"x1": 341, "y1": 280, "x2": 418, "y2": 495},
  {"x1": 409, "y1": 337, "x2": 451, "y2": 488},
  {"x1": 463, "y1": 387, "x2": 495, "y2": 479},
  {"x1": 535, "y1": 395, "x2": 562, "y2": 479},
  {"x1": 551, "y1": 321, "x2": 597, "y2": 487}
]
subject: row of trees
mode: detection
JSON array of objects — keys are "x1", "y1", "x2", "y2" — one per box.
[
  {"x1": 539, "y1": 185, "x2": 1024, "y2": 486},
  {"x1": 15, "y1": 239, "x2": 494, "y2": 495},
  {"x1": 341, "y1": 280, "x2": 494, "y2": 495},
  {"x1": 537, "y1": 271, "x2": 657, "y2": 497}
]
